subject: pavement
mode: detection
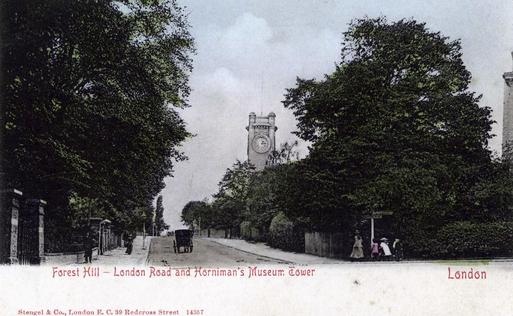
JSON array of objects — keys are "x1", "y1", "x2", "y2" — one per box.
[
  {"x1": 204, "y1": 237, "x2": 513, "y2": 265},
  {"x1": 205, "y1": 237, "x2": 340, "y2": 264},
  {"x1": 92, "y1": 236, "x2": 153, "y2": 265}
]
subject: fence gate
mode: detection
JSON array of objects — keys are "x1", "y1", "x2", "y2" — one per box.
[
  {"x1": 17, "y1": 199, "x2": 46, "y2": 265},
  {"x1": 17, "y1": 213, "x2": 35, "y2": 264}
]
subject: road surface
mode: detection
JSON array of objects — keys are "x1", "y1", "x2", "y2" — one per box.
[{"x1": 147, "y1": 236, "x2": 287, "y2": 266}]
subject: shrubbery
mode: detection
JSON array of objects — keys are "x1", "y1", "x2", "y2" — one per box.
[
  {"x1": 409, "y1": 221, "x2": 513, "y2": 258},
  {"x1": 240, "y1": 221, "x2": 252, "y2": 239},
  {"x1": 268, "y1": 212, "x2": 305, "y2": 252},
  {"x1": 240, "y1": 221, "x2": 265, "y2": 241},
  {"x1": 435, "y1": 221, "x2": 513, "y2": 258}
]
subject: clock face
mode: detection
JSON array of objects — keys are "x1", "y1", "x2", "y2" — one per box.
[{"x1": 252, "y1": 135, "x2": 271, "y2": 153}]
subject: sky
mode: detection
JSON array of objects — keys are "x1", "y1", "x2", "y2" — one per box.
[{"x1": 160, "y1": 0, "x2": 513, "y2": 230}]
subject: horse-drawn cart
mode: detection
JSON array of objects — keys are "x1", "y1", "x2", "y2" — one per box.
[{"x1": 173, "y1": 229, "x2": 193, "y2": 253}]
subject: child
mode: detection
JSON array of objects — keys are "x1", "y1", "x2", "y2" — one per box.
[
  {"x1": 380, "y1": 238, "x2": 392, "y2": 261},
  {"x1": 370, "y1": 238, "x2": 380, "y2": 260}
]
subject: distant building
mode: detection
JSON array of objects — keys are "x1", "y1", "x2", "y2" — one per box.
[
  {"x1": 246, "y1": 112, "x2": 277, "y2": 170},
  {"x1": 503, "y1": 52, "x2": 513, "y2": 157}
]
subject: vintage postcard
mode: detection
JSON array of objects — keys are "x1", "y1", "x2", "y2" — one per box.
[{"x1": 2, "y1": 0, "x2": 513, "y2": 315}]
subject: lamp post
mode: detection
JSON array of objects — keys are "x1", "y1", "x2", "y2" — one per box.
[
  {"x1": 370, "y1": 217, "x2": 375, "y2": 244},
  {"x1": 368, "y1": 211, "x2": 393, "y2": 246}
]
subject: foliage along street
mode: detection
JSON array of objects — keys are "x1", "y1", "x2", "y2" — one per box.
[{"x1": 180, "y1": 18, "x2": 513, "y2": 260}]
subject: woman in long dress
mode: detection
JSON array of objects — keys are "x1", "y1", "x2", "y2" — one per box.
[{"x1": 350, "y1": 234, "x2": 364, "y2": 260}]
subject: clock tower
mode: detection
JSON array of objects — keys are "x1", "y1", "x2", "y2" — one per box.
[{"x1": 246, "y1": 112, "x2": 277, "y2": 170}]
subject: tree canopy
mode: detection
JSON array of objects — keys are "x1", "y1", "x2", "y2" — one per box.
[
  {"x1": 282, "y1": 17, "x2": 508, "y2": 243},
  {"x1": 210, "y1": 160, "x2": 255, "y2": 232},
  {"x1": 3, "y1": 0, "x2": 194, "y2": 237},
  {"x1": 181, "y1": 200, "x2": 210, "y2": 230}
]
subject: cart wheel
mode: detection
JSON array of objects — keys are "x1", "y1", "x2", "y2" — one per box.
[{"x1": 190, "y1": 246, "x2": 193, "y2": 253}]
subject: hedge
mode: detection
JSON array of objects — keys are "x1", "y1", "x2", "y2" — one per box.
[
  {"x1": 432, "y1": 221, "x2": 513, "y2": 258},
  {"x1": 240, "y1": 221, "x2": 266, "y2": 242}
]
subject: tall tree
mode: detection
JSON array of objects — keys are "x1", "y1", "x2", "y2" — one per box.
[
  {"x1": 3, "y1": 0, "x2": 194, "y2": 237},
  {"x1": 282, "y1": 17, "x2": 498, "y2": 242},
  {"x1": 211, "y1": 160, "x2": 254, "y2": 234},
  {"x1": 154, "y1": 195, "x2": 168, "y2": 234},
  {"x1": 245, "y1": 163, "x2": 294, "y2": 234},
  {"x1": 181, "y1": 200, "x2": 210, "y2": 230}
]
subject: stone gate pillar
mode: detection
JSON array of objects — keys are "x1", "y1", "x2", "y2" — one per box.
[
  {"x1": 21, "y1": 199, "x2": 46, "y2": 264},
  {"x1": 0, "y1": 189, "x2": 23, "y2": 264}
]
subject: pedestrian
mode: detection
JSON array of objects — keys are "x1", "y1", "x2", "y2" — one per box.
[
  {"x1": 349, "y1": 232, "x2": 364, "y2": 260},
  {"x1": 393, "y1": 238, "x2": 403, "y2": 261},
  {"x1": 370, "y1": 238, "x2": 380, "y2": 260},
  {"x1": 125, "y1": 234, "x2": 134, "y2": 255},
  {"x1": 380, "y1": 237, "x2": 392, "y2": 260},
  {"x1": 84, "y1": 232, "x2": 94, "y2": 263}
]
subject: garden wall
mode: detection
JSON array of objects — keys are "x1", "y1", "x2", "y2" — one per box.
[{"x1": 44, "y1": 248, "x2": 99, "y2": 265}]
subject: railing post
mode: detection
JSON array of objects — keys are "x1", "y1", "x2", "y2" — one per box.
[
  {"x1": 0, "y1": 189, "x2": 23, "y2": 264},
  {"x1": 23, "y1": 199, "x2": 46, "y2": 264}
]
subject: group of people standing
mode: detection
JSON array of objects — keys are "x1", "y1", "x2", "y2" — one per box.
[{"x1": 350, "y1": 233, "x2": 403, "y2": 261}]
